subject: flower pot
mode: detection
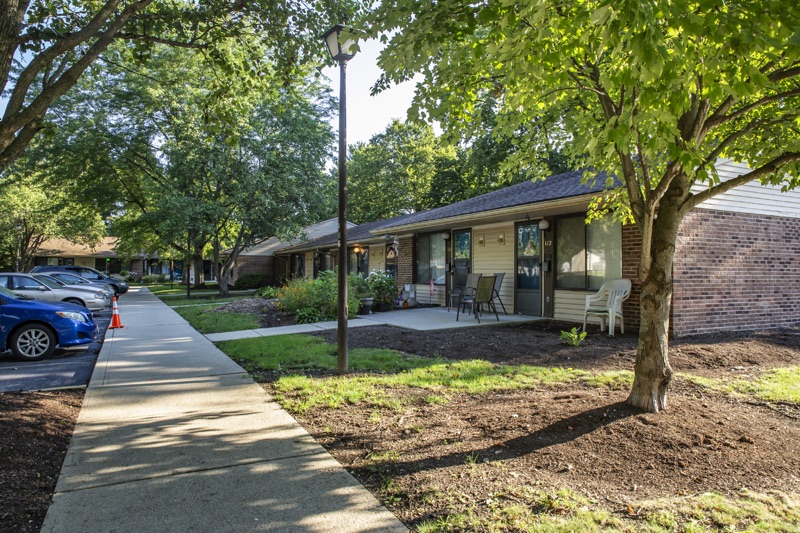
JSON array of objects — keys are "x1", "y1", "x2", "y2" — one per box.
[
  {"x1": 358, "y1": 297, "x2": 374, "y2": 315},
  {"x1": 375, "y1": 301, "x2": 392, "y2": 312}
]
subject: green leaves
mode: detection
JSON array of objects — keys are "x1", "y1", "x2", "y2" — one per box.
[{"x1": 371, "y1": 0, "x2": 800, "y2": 222}]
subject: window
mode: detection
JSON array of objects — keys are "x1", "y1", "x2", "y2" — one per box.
[
  {"x1": 348, "y1": 248, "x2": 368, "y2": 275},
  {"x1": 290, "y1": 254, "x2": 305, "y2": 278},
  {"x1": 314, "y1": 252, "x2": 331, "y2": 277},
  {"x1": 13, "y1": 276, "x2": 46, "y2": 290},
  {"x1": 385, "y1": 245, "x2": 397, "y2": 278},
  {"x1": 556, "y1": 215, "x2": 621, "y2": 289},
  {"x1": 415, "y1": 233, "x2": 446, "y2": 285}
]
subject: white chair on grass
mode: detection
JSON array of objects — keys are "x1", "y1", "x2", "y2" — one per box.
[{"x1": 583, "y1": 278, "x2": 631, "y2": 336}]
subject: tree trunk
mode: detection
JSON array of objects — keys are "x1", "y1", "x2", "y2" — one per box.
[
  {"x1": 213, "y1": 242, "x2": 230, "y2": 297},
  {"x1": 628, "y1": 269, "x2": 674, "y2": 412},
  {"x1": 627, "y1": 174, "x2": 690, "y2": 413},
  {"x1": 192, "y1": 255, "x2": 205, "y2": 288}
]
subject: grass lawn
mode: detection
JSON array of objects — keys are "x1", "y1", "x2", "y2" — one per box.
[
  {"x1": 141, "y1": 282, "x2": 218, "y2": 295},
  {"x1": 161, "y1": 294, "x2": 255, "y2": 307},
  {"x1": 169, "y1": 298, "x2": 262, "y2": 333},
  {"x1": 213, "y1": 332, "x2": 800, "y2": 532}
]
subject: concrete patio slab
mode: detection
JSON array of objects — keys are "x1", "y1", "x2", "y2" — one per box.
[{"x1": 204, "y1": 307, "x2": 541, "y2": 343}]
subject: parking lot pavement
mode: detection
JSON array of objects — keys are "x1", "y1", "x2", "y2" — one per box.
[{"x1": 0, "y1": 310, "x2": 111, "y2": 393}]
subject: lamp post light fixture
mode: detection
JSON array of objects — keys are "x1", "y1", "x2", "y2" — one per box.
[{"x1": 322, "y1": 23, "x2": 360, "y2": 374}]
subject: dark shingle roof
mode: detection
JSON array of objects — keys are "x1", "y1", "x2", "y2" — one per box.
[
  {"x1": 279, "y1": 212, "x2": 417, "y2": 253},
  {"x1": 280, "y1": 169, "x2": 613, "y2": 253},
  {"x1": 377, "y1": 169, "x2": 612, "y2": 230}
]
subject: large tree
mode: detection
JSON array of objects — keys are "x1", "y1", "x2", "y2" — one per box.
[
  {"x1": 43, "y1": 43, "x2": 334, "y2": 293},
  {"x1": 0, "y1": 169, "x2": 105, "y2": 271},
  {"x1": 347, "y1": 120, "x2": 457, "y2": 223},
  {"x1": 0, "y1": 0, "x2": 361, "y2": 174},
  {"x1": 370, "y1": 0, "x2": 800, "y2": 412}
]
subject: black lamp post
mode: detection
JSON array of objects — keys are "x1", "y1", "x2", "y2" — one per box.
[
  {"x1": 322, "y1": 23, "x2": 359, "y2": 374},
  {"x1": 15, "y1": 222, "x2": 22, "y2": 272},
  {"x1": 185, "y1": 193, "x2": 195, "y2": 300}
]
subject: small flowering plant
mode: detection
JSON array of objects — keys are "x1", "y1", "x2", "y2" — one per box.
[{"x1": 367, "y1": 270, "x2": 397, "y2": 305}]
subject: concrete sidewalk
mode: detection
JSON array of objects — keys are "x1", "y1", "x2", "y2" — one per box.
[
  {"x1": 42, "y1": 288, "x2": 406, "y2": 532},
  {"x1": 206, "y1": 305, "x2": 541, "y2": 342}
]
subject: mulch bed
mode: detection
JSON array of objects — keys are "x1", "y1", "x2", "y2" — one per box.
[
  {"x1": 292, "y1": 322, "x2": 800, "y2": 527},
  {"x1": 0, "y1": 390, "x2": 83, "y2": 533}
]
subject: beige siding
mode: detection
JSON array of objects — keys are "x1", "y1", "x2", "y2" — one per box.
[
  {"x1": 305, "y1": 252, "x2": 314, "y2": 279},
  {"x1": 410, "y1": 283, "x2": 446, "y2": 306},
  {"x1": 693, "y1": 159, "x2": 800, "y2": 218},
  {"x1": 553, "y1": 289, "x2": 598, "y2": 325},
  {"x1": 472, "y1": 222, "x2": 516, "y2": 313},
  {"x1": 368, "y1": 245, "x2": 385, "y2": 273}
]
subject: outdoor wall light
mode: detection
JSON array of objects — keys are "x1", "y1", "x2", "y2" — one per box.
[
  {"x1": 538, "y1": 219, "x2": 550, "y2": 231},
  {"x1": 497, "y1": 233, "x2": 505, "y2": 245},
  {"x1": 441, "y1": 232, "x2": 451, "y2": 240},
  {"x1": 478, "y1": 235, "x2": 485, "y2": 246}
]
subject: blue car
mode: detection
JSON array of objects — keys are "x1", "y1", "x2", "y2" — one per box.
[{"x1": 0, "y1": 286, "x2": 97, "y2": 361}]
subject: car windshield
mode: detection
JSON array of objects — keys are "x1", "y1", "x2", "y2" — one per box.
[
  {"x1": 58, "y1": 273, "x2": 89, "y2": 283},
  {"x1": 32, "y1": 275, "x2": 62, "y2": 289},
  {"x1": 80, "y1": 269, "x2": 107, "y2": 280},
  {"x1": 35, "y1": 274, "x2": 66, "y2": 287},
  {"x1": 0, "y1": 286, "x2": 23, "y2": 299}
]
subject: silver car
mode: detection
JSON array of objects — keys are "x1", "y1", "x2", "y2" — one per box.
[
  {"x1": 0, "y1": 272, "x2": 111, "y2": 311},
  {"x1": 35, "y1": 272, "x2": 115, "y2": 299}
]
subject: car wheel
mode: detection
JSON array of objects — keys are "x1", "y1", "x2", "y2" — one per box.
[
  {"x1": 10, "y1": 324, "x2": 56, "y2": 361},
  {"x1": 64, "y1": 298, "x2": 86, "y2": 307}
]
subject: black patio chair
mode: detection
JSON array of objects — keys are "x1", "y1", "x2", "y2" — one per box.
[
  {"x1": 455, "y1": 273, "x2": 482, "y2": 321},
  {"x1": 490, "y1": 272, "x2": 507, "y2": 315},
  {"x1": 472, "y1": 275, "x2": 499, "y2": 324}
]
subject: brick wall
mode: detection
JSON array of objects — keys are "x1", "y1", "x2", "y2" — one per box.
[
  {"x1": 396, "y1": 237, "x2": 413, "y2": 290},
  {"x1": 672, "y1": 209, "x2": 800, "y2": 336},
  {"x1": 232, "y1": 255, "x2": 286, "y2": 286},
  {"x1": 621, "y1": 223, "x2": 642, "y2": 331}
]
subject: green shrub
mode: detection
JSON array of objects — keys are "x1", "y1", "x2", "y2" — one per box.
[
  {"x1": 255, "y1": 285, "x2": 279, "y2": 299},
  {"x1": 277, "y1": 277, "x2": 314, "y2": 312},
  {"x1": 140, "y1": 274, "x2": 167, "y2": 284},
  {"x1": 368, "y1": 270, "x2": 397, "y2": 305},
  {"x1": 294, "y1": 307, "x2": 323, "y2": 324},
  {"x1": 277, "y1": 271, "x2": 360, "y2": 321},
  {"x1": 234, "y1": 273, "x2": 271, "y2": 290},
  {"x1": 348, "y1": 273, "x2": 373, "y2": 298}
]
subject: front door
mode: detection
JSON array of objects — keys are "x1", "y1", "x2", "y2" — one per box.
[
  {"x1": 515, "y1": 222, "x2": 542, "y2": 315},
  {"x1": 452, "y1": 229, "x2": 472, "y2": 289}
]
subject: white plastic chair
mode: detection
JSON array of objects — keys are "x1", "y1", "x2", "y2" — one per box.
[{"x1": 583, "y1": 279, "x2": 631, "y2": 336}]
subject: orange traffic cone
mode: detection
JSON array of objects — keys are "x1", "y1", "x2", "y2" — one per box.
[{"x1": 109, "y1": 297, "x2": 124, "y2": 329}]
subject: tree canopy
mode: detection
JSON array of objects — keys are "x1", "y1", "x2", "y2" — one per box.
[
  {"x1": 36, "y1": 41, "x2": 336, "y2": 291},
  {"x1": 0, "y1": 167, "x2": 105, "y2": 271},
  {"x1": 0, "y1": 0, "x2": 363, "y2": 174},
  {"x1": 346, "y1": 120, "x2": 455, "y2": 223}
]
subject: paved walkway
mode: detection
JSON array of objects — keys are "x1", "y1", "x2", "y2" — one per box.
[
  {"x1": 42, "y1": 288, "x2": 407, "y2": 533},
  {"x1": 206, "y1": 305, "x2": 541, "y2": 342}
]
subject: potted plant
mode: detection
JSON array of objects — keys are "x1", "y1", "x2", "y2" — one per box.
[
  {"x1": 348, "y1": 273, "x2": 374, "y2": 315},
  {"x1": 368, "y1": 270, "x2": 397, "y2": 312}
]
